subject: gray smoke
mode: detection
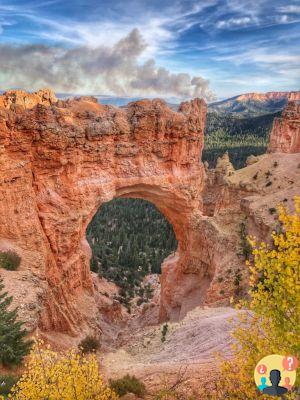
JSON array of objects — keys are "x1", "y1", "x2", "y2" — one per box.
[{"x1": 0, "y1": 28, "x2": 214, "y2": 100}]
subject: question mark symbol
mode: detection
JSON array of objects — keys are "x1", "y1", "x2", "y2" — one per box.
[
  {"x1": 257, "y1": 364, "x2": 267, "y2": 374},
  {"x1": 287, "y1": 357, "x2": 293, "y2": 371}
]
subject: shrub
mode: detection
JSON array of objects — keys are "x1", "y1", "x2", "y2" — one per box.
[
  {"x1": 0, "y1": 375, "x2": 19, "y2": 396},
  {"x1": 161, "y1": 323, "x2": 169, "y2": 343},
  {"x1": 110, "y1": 374, "x2": 146, "y2": 397},
  {"x1": 238, "y1": 219, "x2": 252, "y2": 260},
  {"x1": 78, "y1": 335, "x2": 100, "y2": 354},
  {"x1": 0, "y1": 251, "x2": 21, "y2": 271},
  {"x1": 137, "y1": 298, "x2": 144, "y2": 306},
  {"x1": 9, "y1": 340, "x2": 118, "y2": 400},
  {"x1": 268, "y1": 207, "x2": 276, "y2": 215}
]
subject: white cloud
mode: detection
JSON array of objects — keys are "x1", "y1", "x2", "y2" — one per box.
[
  {"x1": 215, "y1": 47, "x2": 300, "y2": 67},
  {"x1": 278, "y1": 5, "x2": 300, "y2": 14},
  {"x1": 216, "y1": 16, "x2": 255, "y2": 29}
]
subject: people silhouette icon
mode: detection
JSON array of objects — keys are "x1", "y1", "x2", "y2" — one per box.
[
  {"x1": 258, "y1": 377, "x2": 268, "y2": 391},
  {"x1": 263, "y1": 369, "x2": 288, "y2": 396},
  {"x1": 283, "y1": 377, "x2": 293, "y2": 391}
]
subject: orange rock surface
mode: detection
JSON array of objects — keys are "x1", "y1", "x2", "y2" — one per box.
[
  {"x1": 1, "y1": 89, "x2": 299, "y2": 341},
  {"x1": 236, "y1": 91, "x2": 300, "y2": 102},
  {"x1": 268, "y1": 101, "x2": 300, "y2": 153},
  {"x1": 0, "y1": 89, "x2": 209, "y2": 335}
]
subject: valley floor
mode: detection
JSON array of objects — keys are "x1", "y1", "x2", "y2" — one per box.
[{"x1": 101, "y1": 306, "x2": 239, "y2": 394}]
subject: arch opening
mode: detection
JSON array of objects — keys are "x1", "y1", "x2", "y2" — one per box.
[
  {"x1": 75, "y1": 182, "x2": 215, "y2": 325},
  {"x1": 86, "y1": 197, "x2": 178, "y2": 311}
]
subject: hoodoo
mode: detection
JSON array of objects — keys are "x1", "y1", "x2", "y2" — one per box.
[{"x1": 268, "y1": 101, "x2": 300, "y2": 153}]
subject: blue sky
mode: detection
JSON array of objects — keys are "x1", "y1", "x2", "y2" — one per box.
[{"x1": 0, "y1": 0, "x2": 299, "y2": 99}]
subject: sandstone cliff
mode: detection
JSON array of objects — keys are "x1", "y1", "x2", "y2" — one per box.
[
  {"x1": 268, "y1": 101, "x2": 300, "y2": 153},
  {"x1": 236, "y1": 91, "x2": 300, "y2": 102},
  {"x1": 0, "y1": 89, "x2": 207, "y2": 337}
]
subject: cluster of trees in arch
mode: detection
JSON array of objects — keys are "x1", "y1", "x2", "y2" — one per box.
[{"x1": 86, "y1": 198, "x2": 177, "y2": 306}]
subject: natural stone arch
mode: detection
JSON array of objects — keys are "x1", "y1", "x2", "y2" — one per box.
[
  {"x1": 0, "y1": 89, "x2": 217, "y2": 336},
  {"x1": 81, "y1": 181, "x2": 208, "y2": 323}
]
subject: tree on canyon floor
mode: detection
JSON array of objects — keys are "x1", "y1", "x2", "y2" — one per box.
[
  {"x1": 0, "y1": 278, "x2": 32, "y2": 367},
  {"x1": 200, "y1": 197, "x2": 300, "y2": 399}
]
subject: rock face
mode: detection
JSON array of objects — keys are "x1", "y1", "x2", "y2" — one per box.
[
  {"x1": 0, "y1": 88, "x2": 57, "y2": 109},
  {"x1": 268, "y1": 101, "x2": 300, "y2": 153},
  {"x1": 0, "y1": 89, "x2": 208, "y2": 336}
]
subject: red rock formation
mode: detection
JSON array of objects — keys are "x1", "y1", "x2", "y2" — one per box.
[
  {"x1": 236, "y1": 91, "x2": 300, "y2": 102},
  {"x1": 0, "y1": 89, "x2": 209, "y2": 335},
  {"x1": 268, "y1": 101, "x2": 300, "y2": 153},
  {"x1": 0, "y1": 88, "x2": 57, "y2": 109}
]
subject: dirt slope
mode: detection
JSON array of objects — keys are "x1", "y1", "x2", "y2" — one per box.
[{"x1": 101, "y1": 306, "x2": 239, "y2": 393}]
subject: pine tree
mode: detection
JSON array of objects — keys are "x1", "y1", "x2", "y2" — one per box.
[{"x1": 0, "y1": 278, "x2": 32, "y2": 366}]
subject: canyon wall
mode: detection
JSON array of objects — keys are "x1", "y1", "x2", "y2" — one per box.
[
  {"x1": 0, "y1": 89, "x2": 209, "y2": 336},
  {"x1": 268, "y1": 101, "x2": 300, "y2": 153}
]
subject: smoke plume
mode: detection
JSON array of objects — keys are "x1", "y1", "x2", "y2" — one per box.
[{"x1": 0, "y1": 29, "x2": 214, "y2": 100}]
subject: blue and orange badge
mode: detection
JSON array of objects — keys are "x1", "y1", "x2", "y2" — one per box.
[{"x1": 254, "y1": 355, "x2": 298, "y2": 396}]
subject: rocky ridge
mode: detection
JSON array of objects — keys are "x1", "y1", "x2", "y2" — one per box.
[
  {"x1": 209, "y1": 90, "x2": 300, "y2": 116},
  {"x1": 236, "y1": 91, "x2": 300, "y2": 102}
]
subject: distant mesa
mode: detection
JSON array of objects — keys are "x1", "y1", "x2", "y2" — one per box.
[{"x1": 236, "y1": 91, "x2": 300, "y2": 102}]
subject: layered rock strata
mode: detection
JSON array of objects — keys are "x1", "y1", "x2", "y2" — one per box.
[
  {"x1": 0, "y1": 89, "x2": 208, "y2": 335},
  {"x1": 1, "y1": 88, "x2": 299, "y2": 340},
  {"x1": 268, "y1": 101, "x2": 300, "y2": 153}
]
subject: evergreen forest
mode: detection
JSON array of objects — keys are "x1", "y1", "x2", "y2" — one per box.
[
  {"x1": 203, "y1": 111, "x2": 279, "y2": 168},
  {"x1": 86, "y1": 199, "x2": 177, "y2": 304}
]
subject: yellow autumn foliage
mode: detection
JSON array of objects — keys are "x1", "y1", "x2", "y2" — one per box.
[
  {"x1": 5, "y1": 340, "x2": 118, "y2": 400},
  {"x1": 201, "y1": 197, "x2": 300, "y2": 399}
]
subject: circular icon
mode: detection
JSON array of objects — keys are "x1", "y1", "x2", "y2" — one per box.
[
  {"x1": 254, "y1": 355, "x2": 298, "y2": 395},
  {"x1": 282, "y1": 356, "x2": 299, "y2": 372},
  {"x1": 257, "y1": 364, "x2": 267, "y2": 374}
]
